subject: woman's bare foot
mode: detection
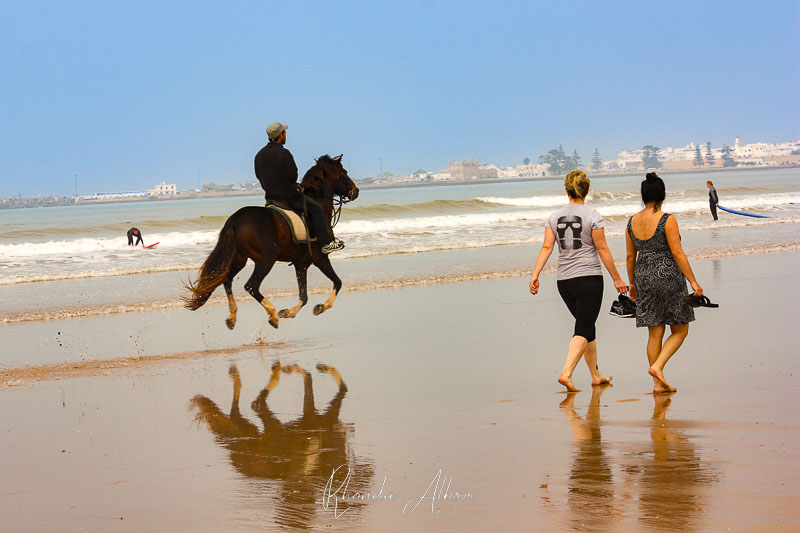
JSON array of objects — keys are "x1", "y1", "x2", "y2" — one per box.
[
  {"x1": 558, "y1": 375, "x2": 581, "y2": 392},
  {"x1": 591, "y1": 374, "x2": 613, "y2": 386},
  {"x1": 648, "y1": 367, "x2": 676, "y2": 392}
]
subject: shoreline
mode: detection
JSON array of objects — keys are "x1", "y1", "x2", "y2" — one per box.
[
  {"x1": 3, "y1": 248, "x2": 799, "y2": 373},
  {"x1": 3, "y1": 241, "x2": 799, "y2": 325}
]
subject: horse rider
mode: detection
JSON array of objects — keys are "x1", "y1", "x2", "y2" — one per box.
[
  {"x1": 127, "y1": 227, "x2": 144, "y2": 246},
  {"x1": 254, "y1": 122, "x2": 344, "y2": 254}
]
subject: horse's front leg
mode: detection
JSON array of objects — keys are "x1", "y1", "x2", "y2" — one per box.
[
  {"x1": 279, "y1": 263, "x2": 309, "y2": 318},
  {"x1": 311, "y1": 255, "x2": 342, "y2": 316}
]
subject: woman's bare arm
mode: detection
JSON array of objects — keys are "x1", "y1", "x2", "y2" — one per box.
[
  {"x1": 530, "y1": 228, "x2": 556, "y2": 294},
  {"x1": 592, "y1": 228, "x2": 628, "y2": 293},
  {"x1": 625, "y1": 227, "x2": 637, "y2": 300},
  {"x1": 664, "y1": 215, "x2": 703, "y2": 296}
]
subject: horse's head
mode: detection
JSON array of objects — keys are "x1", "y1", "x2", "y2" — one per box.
[{"x1": 300, "y1": 154, "x2": 359, "y2": 204}]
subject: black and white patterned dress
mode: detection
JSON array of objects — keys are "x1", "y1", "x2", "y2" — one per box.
[{"x1": 627, "y1": 213, "x2": 695, "y2": 328}]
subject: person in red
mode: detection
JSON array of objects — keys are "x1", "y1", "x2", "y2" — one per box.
[
  {"x1": 254, "y1": 122, "x2": 344, "y2": 254},
  {"x1": 127, "y1": 227, "x2": 143, "y2": 246}
]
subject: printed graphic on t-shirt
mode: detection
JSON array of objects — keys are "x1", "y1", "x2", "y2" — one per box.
[{"x1": 556, "y1": 215, "x2": 583, "y2": 250}]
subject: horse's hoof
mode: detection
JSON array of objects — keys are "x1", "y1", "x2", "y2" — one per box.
[
  {"x1": 313, "y1": 304, "x2": 325, "y2": 316},
  {"x1": 269, "y1": 316, "x2": 279, "y2": 329},
  {"x1": 226, "y1": 317, "x2": 236, "y2": 330},
  {"x1": 278, "y1": 309, "x2": 288, "y2": 318}
]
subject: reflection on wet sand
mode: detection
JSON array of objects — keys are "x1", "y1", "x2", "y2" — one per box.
[
  {"x1": 557, "y1": 390, "x2": 718, "y2": 531},
  {"x1": 190, "y1": 363, "x2": 374, "y2": 530},
  {"x1": 560, "y1": 385, "x2": 617, "y2": 532},
  {"x1": 625, "y1": 395, "x2": 716, "y2": 531}
]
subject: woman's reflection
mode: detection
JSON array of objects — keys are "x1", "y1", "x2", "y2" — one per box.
[
  {"x1": 560, "y1": 385, "x2": 616, "y2": 531},
  {"x1": 628, "y1": 395, "x2": 715, "y2": 531},
  {"x1": 190, "y1": 362, "x2": 374, "y2": 530}
]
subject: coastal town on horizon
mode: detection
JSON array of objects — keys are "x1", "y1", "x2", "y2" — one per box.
[{"x1": 2, "y1": 136, "x2": 799, "y2": 209}]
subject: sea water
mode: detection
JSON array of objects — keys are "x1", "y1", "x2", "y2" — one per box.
[{"x1": 1, "y1": 168, "x2": 798, "y2": 322}]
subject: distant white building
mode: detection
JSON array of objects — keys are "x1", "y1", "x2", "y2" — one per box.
[
  {"x1": 495, "y1": 165, "x2": 518, "y2": 178},
  {"x1": 733, "y1": 137, "x2": 798, "y2": 159},
  {"x1": 515, "y1": 164, "x2": 548, "y2": 178},
  {"x1": 606, "y1": 138, "x2": 800, "y2": 171},
  {"x1": 431, "y1": 169, "x2": 452, "y2": 181},
  {"x1": 150, "y1": 181, "x2": 176, "y2": 196},
  {"x1": 79, "y1": 190, "x2": 149, "y2": 201},
  {"x1": 409, "y1": 169, "x2": 431, "y2": 181}
]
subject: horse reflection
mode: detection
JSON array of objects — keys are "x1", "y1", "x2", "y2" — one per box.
[
  {"x1": 560, "y1": 385, "x2": 617, "y2": 531},
  {"x1": 190, "y1": 363, "x2": 374, "y2": 529},
  {"x1": 625, "y1": 395, "x2": 716, "y2": 531}
]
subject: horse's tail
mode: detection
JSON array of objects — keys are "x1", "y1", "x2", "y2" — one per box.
[{"x1": 183, "y1": 221, "x2": 238, "y2": 310}]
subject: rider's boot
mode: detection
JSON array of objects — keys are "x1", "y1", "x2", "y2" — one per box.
[{"x1": 321, "y1": 239, "x2": 345, "y2": 254}]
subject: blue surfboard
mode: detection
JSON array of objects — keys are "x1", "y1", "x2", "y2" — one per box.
[{"x1": 717, "y1": 205, "x2": 769, "y2": 218}]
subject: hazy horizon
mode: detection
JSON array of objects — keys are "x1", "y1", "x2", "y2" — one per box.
[{"x1": 2, "y1": 1, "x2": 798, "y2": 197}]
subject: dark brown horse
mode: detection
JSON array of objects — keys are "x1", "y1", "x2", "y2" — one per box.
[{"x1": 184, "y1": 155, "x2": 359, "y2": 329}]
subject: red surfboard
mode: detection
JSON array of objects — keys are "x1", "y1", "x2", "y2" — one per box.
[{"x1": 143, "y1": 242, "x2": 160, "y2": 249}]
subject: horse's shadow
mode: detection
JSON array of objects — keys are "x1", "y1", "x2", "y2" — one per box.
[{"x1": 190, "y1": 363, "x2": 374, "y2": 529}]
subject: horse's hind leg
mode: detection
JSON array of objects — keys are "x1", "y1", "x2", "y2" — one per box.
[
  {"x1": 279, "y1": 263, "x2": 309, "y2": 319},
  {"x1": 317, "y1": 364, "x2": 347, "y2": 392},
  {"x1": 244, "y1": 260, "x2": 280, "y2": 329},
  {"x1": 224, "y1": 257, "x2": 247, "y2": 330},
  {"x1": 311, "y1": 255, "x2": 342, "y2": 316}
]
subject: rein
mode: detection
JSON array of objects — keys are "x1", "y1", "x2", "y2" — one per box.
[{"x1": 330, "y1": 192, "x2": 352, "y2": 228}]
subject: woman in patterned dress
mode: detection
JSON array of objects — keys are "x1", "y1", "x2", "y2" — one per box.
[{"x1": 626, "y1": 173, "x2": 704, "y2": 393}]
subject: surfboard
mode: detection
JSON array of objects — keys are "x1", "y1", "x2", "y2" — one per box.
[
  {"x1": 143, "y1": 242, "x2": 160, "y2": 249},
  {"x1": 717, "y1": 205, "x2": 769, "y2": 218}
]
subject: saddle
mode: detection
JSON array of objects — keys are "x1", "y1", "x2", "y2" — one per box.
[{"x1": 265, "y1": 201, "x2": 317, "y2": 244}]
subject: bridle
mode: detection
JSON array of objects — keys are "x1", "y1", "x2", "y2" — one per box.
[
  {"x1": 330, "y1": 173, "x2": 355, "y2": 228},
  {"x1": 302, "y1": 164, "x2": 355, "y2": 229}
]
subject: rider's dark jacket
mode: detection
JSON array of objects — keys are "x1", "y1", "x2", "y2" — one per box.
[{"x1": 254, "y1": 141, "x2": 302, "y2": 201}]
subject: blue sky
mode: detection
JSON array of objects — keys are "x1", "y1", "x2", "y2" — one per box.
[{"x1": 1, "y1": 1, "x2": 798, "y2": 197}]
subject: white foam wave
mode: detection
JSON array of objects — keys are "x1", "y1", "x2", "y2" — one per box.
[
  {"x1": 475, "y1": 195, "x2": 567, "y2": 207},
  {"x1": 339, "y1": 193, "x2": 799, "y2": 234},
  {"x1": 0, "y1": 230, "x2": 219, "y2": 259},
  {"x1": 476, "y1": 191, "x2": 800, "y2": 213},
  {"x1": 337, "y1": 211, "x2": 550, "y2": 234}
]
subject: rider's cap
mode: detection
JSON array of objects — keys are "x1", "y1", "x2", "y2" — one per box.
[{"x1": 267, "y1": 122, "x2": 288, "y2": 140}]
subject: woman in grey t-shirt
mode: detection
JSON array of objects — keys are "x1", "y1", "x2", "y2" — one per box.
[{"x1": 530, "y1": 170, "x2": 628, "y2": 392}]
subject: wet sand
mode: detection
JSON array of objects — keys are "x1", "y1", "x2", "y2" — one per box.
[{"x1": 1, "y1": 252, "x2": 799, "y2": 531}]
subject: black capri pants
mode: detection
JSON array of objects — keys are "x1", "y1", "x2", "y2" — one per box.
[{"x1": 556, "y1": 275, "x2": 604, "y2": 343}]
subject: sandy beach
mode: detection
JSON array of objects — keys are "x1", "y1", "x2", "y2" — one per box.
[{"x1": 1, "y1": 251, "x2": 798, "y2": 531}]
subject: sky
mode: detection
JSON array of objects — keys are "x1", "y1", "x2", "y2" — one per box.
[{"x1": 1, "y1": 1, "x2": 798, "y2": 197}]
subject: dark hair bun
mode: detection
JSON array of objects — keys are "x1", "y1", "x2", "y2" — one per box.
[{"x1": 645, "y1": 172, "x2": 659, "y2": 183}]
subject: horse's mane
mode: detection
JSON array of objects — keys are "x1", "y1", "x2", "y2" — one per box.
[
  {"x1": 301, "y1": 154, "x2": 343, "y2": 190},
  {"x1": 316, "y1": 154, "x2": 342, "y2": 167}
]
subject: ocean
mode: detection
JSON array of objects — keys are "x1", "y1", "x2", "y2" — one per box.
[{"x1": 1, "y1": 168, "x2": 799, "y2": 326}]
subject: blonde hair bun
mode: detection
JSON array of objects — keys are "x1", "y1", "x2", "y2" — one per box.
[{"x1": 565, "y1": 169, "x2": 590, "y2": 199}]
